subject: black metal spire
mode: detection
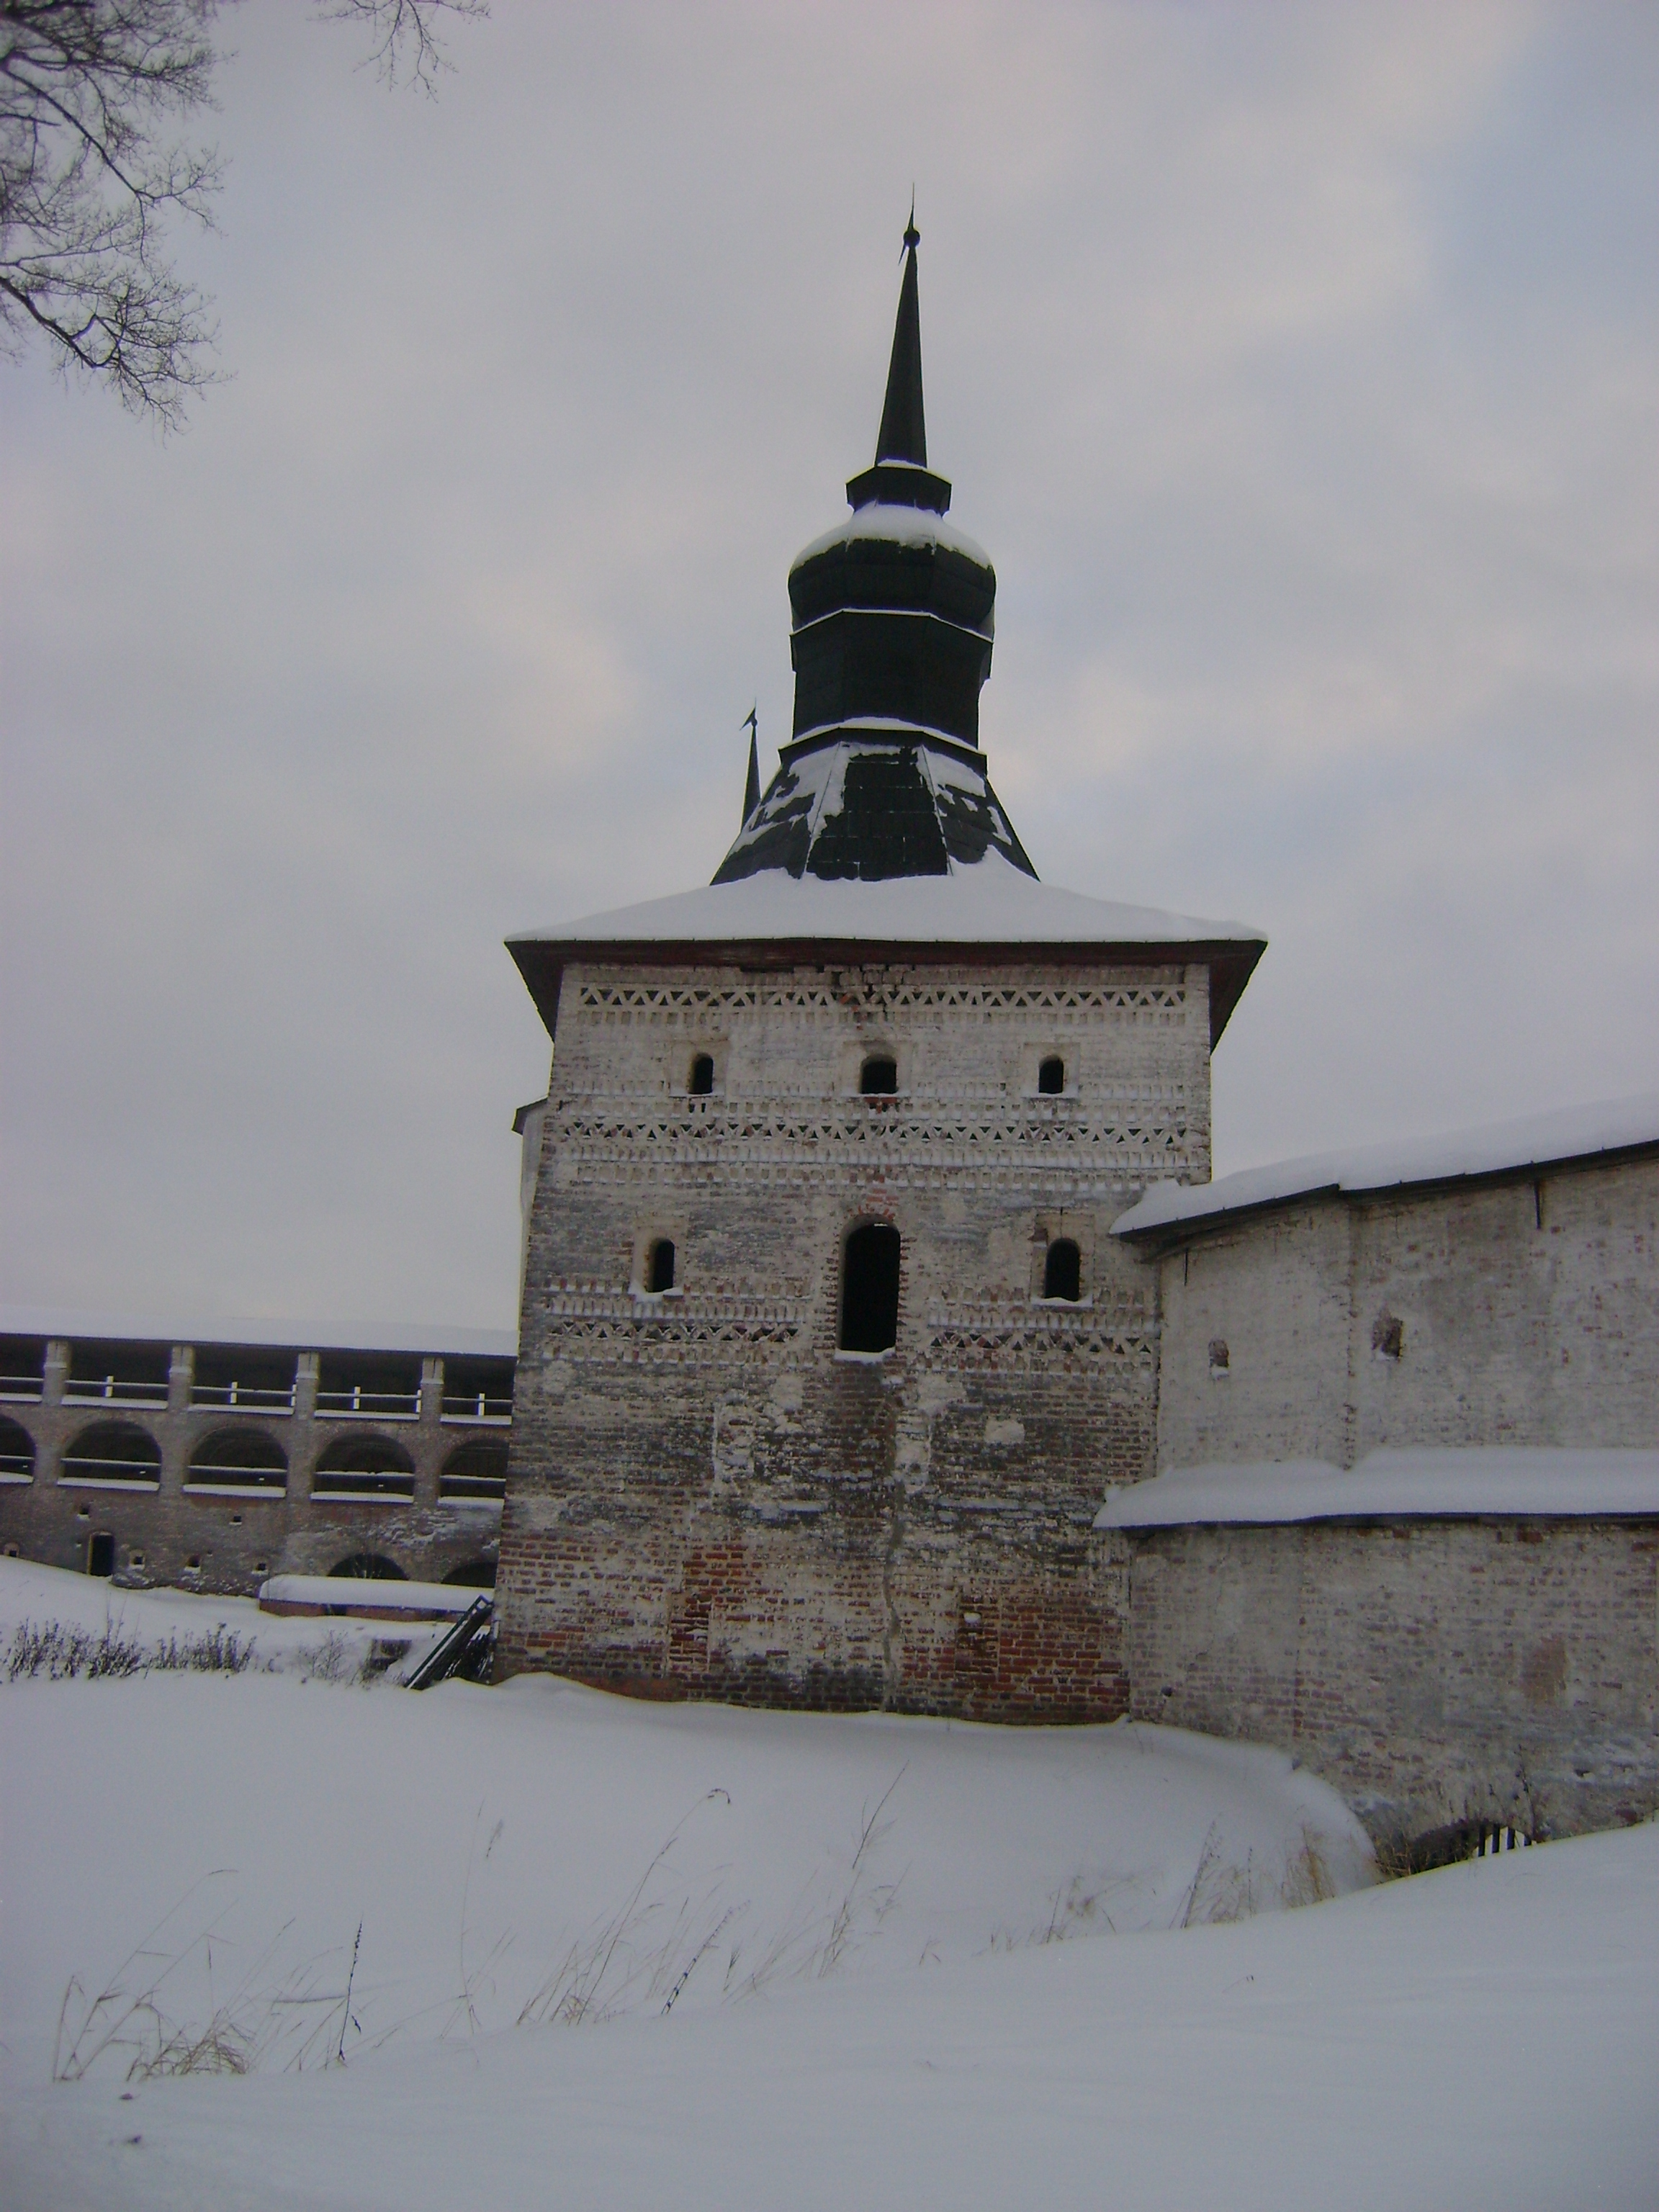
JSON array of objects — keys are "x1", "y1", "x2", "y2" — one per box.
[
  {"x1": 742, "y1": 706, "x2": 760, "y2": 824},
  {"x1": 875, "y1": 205, "x2": 926, "y2": 467}
]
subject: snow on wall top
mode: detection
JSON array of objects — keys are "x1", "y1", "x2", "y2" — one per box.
[
  {"x1": 1112, "y1": 1092, "x2": 1659, "y2": 1241},
  {"x1": 513, "y1": 847, "x2": 1265, "y2": 951},
  {"x1": 789, "y1": 501, "x2": 992, "y2": 573},
  {"x1": 0, "y1": 1305, "x2": 517, "y2": 1360},
  {"x1": 1096, "y1": 1447, "x2": 1659, "y2": 1529}
]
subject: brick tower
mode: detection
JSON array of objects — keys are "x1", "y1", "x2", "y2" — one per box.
[{"x1": 498, "y1": 222, "x2": 1264, "y2": 1716}]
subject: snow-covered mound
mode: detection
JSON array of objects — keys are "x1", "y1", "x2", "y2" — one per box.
[
  {"x1": 4, "y1": 1557, "x2": 1655, "y2": 2210},
  {"x1": 0, "y1": 1563, "x2": 1370, "y2": 2083}
]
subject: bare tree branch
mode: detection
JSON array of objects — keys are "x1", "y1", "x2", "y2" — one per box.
[
  {"x1": 0, "y1": 0, "x2": 487, "y2": 427},
  {"x1": 313, "y1": 0, "x2": 489, "y2": 95}
]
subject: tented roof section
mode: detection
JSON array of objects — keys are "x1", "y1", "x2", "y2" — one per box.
[
  {"x1": 0, "y1": 1306, "x2": 516, "y2": 1359},
  {"x1": 508, "y1": 854, "x2": 1267, "y2": 1047},
  {"x1": 712, "y1": 737, "x2": 1034, "y2": 887},
  {"x1": 1112, "y1": 1093, "x2": 1659, "y2": 1249}
]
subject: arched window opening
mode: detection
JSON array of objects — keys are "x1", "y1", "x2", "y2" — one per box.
[
  {"x1": 859, "y1": 1054, "x2": 898, "y2": 1097},
  {"x1": 60, "y1": 1421, "x2": 161, "y2": 1487},
  {"x1": 1038, "y1": 1056, "x2": 1065, "y2": 1096},
  {"x1": 328, "y1": 1552, "x2": 407, "y2": 1580},
  {"x1": 0, "y1": 1415, "x2": 37, "y2": 1482},
  {"x1": 840, "y1": 1223, "x2": 902, "y2": 1354},
  {"x1": 688, "y1": 1053, "x2": 715, "y2": 1096},
  {"x1": 646, "y1": 1238, "x2": 677, "y2": 1294},
  {"x1": 87, "y1": 1531, "x2": 115, "y2": 1578},
  {"x1": 313, "y1": 1434, "x2": 415, "y2": 1501},
  {"x1": 186, "y1": 1426, "x2": 287, "y2": 1491},
  {"x1": 443, "y1": 1557, "x2": 498, "y2": 1588},
  {"x1": 1043, "y1": 1238, "x2": 1082, "y2": 1303},
  {"x1": 440, "y1": 1437, "x2": 508, "y2": 1503}
]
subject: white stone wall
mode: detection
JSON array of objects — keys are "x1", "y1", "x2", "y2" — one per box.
[{"x1": 1150, "y1": 1152, "x2": 1659, "y2": 1472}]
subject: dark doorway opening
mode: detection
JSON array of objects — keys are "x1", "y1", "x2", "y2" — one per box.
[
  {"x1": 859, "y1": 1055, "x2": 898, "y2": 1097},
  {"x1": 647, "y1": 1238, "x2": 676, "y2": 1293},
  {"x1": 688, "y1": 1053, "x2": 715, "y2": 1096},
  {"x1": 840, "y1": 1223, "x2": 901, "y2": 1353},
  {"x1": 87, "y1": 1531, "x2": 115, "y2": 1578},
  {"x1": 1038, "y1": 1056, "x2": 1065, "y2": 1095},
  {"x1": 1043, "y1": 1238, "x2": 1082, "y2": 1302}
]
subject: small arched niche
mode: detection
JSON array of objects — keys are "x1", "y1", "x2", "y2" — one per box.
[
  {"x1": 840, "y1": 1222, "x2": 901, "y2": 1354},
  {"x1": 187, "y1": 1426, "x2": 287, "y2": 1491},
  {"x1": 60, "y1": 1420, "x2": 161, "y2": 1485},
  {"x1": 859, "y1": 1054, "x2": 898, "y2": 1097},
  {"x1": 0, "y1": 1415, "x2": 37, "y2": 1482},
  {"x1": 688, "y1": 1053, "x2": 715, "y2": 1097},
  {"x1": 329, "y1": 1552, "x2": 406, "y2": 1580},
  {"x1": 312, "y1": 1434, "x2": 415, "y2": 1500},
  {"x1": 443, "y1": 1557, "x2": 498, "y2": 1588},
  {"x1": 1043, "y1": 1238, "x2": 1082, "y2": 1303},
  {"x1": 1038, "y1": 1055, "x2": 1065, "y2": 1095},
  {"x1": 645, "y1": 1238, "x2": 677, "y2": 1294},
  {"x1": 440, "y1": 1437, "x2": 508, "y2": 1502}
]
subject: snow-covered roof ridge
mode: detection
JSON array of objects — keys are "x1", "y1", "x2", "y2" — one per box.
[
  {"x1": 512, "y1": 855, "x2": 1267, "y2": 951},
  {"x1": 0, "y1": 1306, "x2": 518, "y2": 1359},
  {"x1": 1112, "y1": 1092, "x2": 1659, "y2": 1241},
  {"x1": 1097, "y1": 1447, "x2": 1659, "y2": 1529}
]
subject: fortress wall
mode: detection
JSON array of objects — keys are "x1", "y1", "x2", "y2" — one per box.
[
  {"x1": 1125, "y1": 1517, "x2": 1659, "y2": 1846},
  {"x1": 1124, "y1": 1148, "x2": 1659, "y2": 1844},
  {"x1": 497, "y1": 955, "x2": 1208, "y2": 1717}
]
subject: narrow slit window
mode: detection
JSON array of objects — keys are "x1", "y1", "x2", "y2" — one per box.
[
  {"x1": 859, "y1": 1055, "x2": 898, "y2": 1097},
  {"x1": 1043, "y1": 1238, "x2": 1082, "y2": 1303},
  {"x1": 688, "y1": 1054, "x2": 715, "y2": 1096},
  {"x1": 1038, "y1": 1056, "x2": 1065, "y2": 1095},
  {"x1": 840, "y1": 1223, "x2": 901, "y2": 1353},
  {"x1": 647, "y1": 1238, "x2": 677, "y2": 1294}
]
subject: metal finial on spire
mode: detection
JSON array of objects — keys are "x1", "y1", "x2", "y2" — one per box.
[
  {"x1": 742, "y1": 706, "x2": 760, "y2": 825},
  {"x1": 875, "y1": 204, "x2": 926, "y2": 467}
]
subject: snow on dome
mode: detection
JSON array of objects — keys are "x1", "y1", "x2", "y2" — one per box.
[
  {"x1": 1112, "y1": 1092, "x2": 1659, "y2": 1240},
  {"x1": 790, "y1": 502, "x2": 992, "y2": 574}
]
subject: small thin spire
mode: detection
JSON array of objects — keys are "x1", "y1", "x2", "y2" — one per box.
[
  {"x1": 874, "y1": 204, "x2": 926, "y2": 467},
  {"x1": 742, "y1": 706, "x2": 760, "y2": 824}
]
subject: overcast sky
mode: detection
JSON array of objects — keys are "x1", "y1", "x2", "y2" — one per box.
[{"x1": 3, "y1": 1, "x2": 1655, "y2": 1335}]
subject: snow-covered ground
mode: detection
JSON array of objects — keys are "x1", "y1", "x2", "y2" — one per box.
[{"x1": 2, "y1": 1560, "x2": 1655, "y2": 2210}]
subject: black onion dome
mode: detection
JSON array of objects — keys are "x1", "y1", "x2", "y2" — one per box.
[{"x1": 714, "y1": 217, "x2": 1033, "y2": 889}]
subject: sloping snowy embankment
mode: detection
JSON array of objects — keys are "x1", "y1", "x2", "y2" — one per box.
[{"x1": 3, "y1": 1557, "x2": 1656, "y2": 2210}]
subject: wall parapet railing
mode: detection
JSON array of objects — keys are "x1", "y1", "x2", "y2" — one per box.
[
  {"x1": 64, "y1": 1375, "x2": 168, "y2": 1407},
  {"x1": 440, "y1": 1392, "x2": 513, "y2": 1425},
  {"x1": 314, "y1": 1388, "x2": 420, "y2": 1421},
  {"x1": 0, "y1": 1373, "x2": 44, "y2": 1403},
  {"x1": 191, "y1": 1382, "x2": 296, "y2": 1414}
]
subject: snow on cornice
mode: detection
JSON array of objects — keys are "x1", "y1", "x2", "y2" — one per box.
[
  {"x1": 1096, "y1": 1447, "x2": 1659, "y2": 1529},
  {"x1": 1112, "y1": 1092, "x2": 1659, "y2": 1242}
]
